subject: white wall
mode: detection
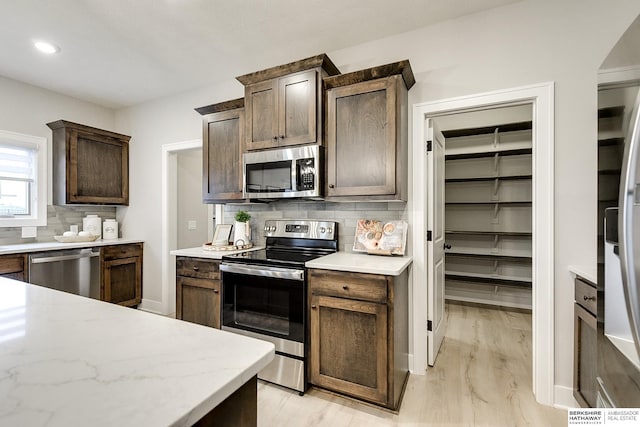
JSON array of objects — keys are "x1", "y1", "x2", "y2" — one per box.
[
  {"x1": 0, "y1": 75, "x2": 116, "y2": 232},
  {"x1": 113, "y1": 0, "x2": 640, "y2": 403}
]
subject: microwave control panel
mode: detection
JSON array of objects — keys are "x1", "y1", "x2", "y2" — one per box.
[{"x1": 296, "y1": 158, "x2": 315, "y2": 190}]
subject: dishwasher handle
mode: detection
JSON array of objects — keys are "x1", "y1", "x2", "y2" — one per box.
[{"x1": 30, "y1": 250, "x2": 100, "y2": 264}]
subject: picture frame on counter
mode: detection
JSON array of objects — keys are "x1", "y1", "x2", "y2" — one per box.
[
  {"x1": 353, "y1": 219, "x2": 408, "y2": 256},
  {"x1": 212, "y1": 224, "x2": 232, "y2": 245}
]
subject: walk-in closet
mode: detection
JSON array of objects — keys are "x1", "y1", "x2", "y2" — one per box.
[{"x1": 434, "y1": 105, "x2": 534, "y2": 309}]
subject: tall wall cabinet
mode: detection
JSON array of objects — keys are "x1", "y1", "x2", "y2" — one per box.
[
  {"x1": 443, "y1": 122, "x2": 533, "y2": 308},
  {"x1": 323, "y1": 61, "x2": 414, "y2": 201},
  {"x1": 196, "y1": 98, "x2": 245, "y2": 203}
]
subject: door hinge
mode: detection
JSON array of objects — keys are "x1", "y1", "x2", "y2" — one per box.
[
  {"x1": 427, "y1": 320, "x2": 433, "y2": 331},
  {"x1": 427, "y1": 230, "x2": 432, "y2": 241},
  {"x1": 426, "y1": 140, "x2": 432, "y2": 152}
]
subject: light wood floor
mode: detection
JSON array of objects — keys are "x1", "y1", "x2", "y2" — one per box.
[{"x1": 257, "y1": 302, "x2": 567, "y2": 426}]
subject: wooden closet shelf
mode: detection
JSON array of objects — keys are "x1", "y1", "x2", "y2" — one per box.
[
  {"x1": 445, "y1": 147, "x2": 532, "y2": 160},
  {"x1": 445, "y1": 272, "x2": 532, "y2": 286},
  {"x1": 445, "y1": 174, "x2": 532, "y2": 183},
  {"x1": 598, "y1": 137, "x2": 624, "y2": 147},
  {"x1": 445, "y1": 230, "x2": 532, "y2": 236},
  {"x1": 445, "y1": 201, "x2": 532, "y2": 205},
  {"x1": 598, "y1": 106, "x2": 624, "y2": 119},
  {"x1": 445, "y1": 251, "x2": 532, "y2": 261},
  {"x1": 442, "y1": 121, "x2": 532, "y2": 138}
]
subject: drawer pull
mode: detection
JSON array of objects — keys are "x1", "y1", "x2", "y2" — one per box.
[
  {"x1": 213, "y1": 289, "x2": 219, "y2": 294},
  {"x1": 342, "y1": 285, "x2": 349, "y2": 290},
  {"x1": 584, "y1": 296, "x2": 595, "y2": 301},
  {"x1": 311, "y1": 305, "x2": 317, "y2": 309},
  {"x1": 192, "y1": 266, "x2": 199, "y2": 271}
]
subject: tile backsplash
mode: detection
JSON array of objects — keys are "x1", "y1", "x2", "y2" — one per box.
[
  {"x1": 223, "y1": 201, "x2": 407, "y2": 252},
  {"x1": 0, "y1": 205, "x2": 116, "y2": 245}
]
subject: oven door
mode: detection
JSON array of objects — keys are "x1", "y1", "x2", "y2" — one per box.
[{"x1": 221, "y1": 263, "x2": 305, "y2": 349}]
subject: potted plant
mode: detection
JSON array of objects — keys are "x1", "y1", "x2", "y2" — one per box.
[{"x1": 233, "y1": 210, "x2": 251, "y2": 245}]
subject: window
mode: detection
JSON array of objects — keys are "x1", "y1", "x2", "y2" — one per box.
[{"x1": 0, "y1": 130, "x2": 47, "y2": 227}]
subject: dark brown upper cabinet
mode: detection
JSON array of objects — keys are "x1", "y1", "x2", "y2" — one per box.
[
  {"x1": 236, "y1": 53, "x2": 340, "y2": 151},
  {"x1": 323, "y1": 60, "x2": 415, "y2": 201},
  {"x1": 196, "y1": 98, "x2": 245, "y2": 203},
  {"x1": 47, "y1": 120, "x2": 130, "y2": 205}
]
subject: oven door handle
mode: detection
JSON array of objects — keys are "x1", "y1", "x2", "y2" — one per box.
[{"x1": 220, "y1": 263, "x2": 305, "y2": 281}]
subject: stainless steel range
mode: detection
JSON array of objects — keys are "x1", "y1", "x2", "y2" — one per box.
[{"x1": 220, "y1": 219, "x2": 338, "y2": 394}]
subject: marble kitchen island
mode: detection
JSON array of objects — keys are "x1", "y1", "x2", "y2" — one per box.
[{"x1": 0, "y1": 278, "x2": 274, "y2": 427}]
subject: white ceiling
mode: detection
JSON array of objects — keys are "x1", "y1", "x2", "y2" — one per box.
[{"x1": 0, "y1": 0, "x2": 519, "y2": 109}]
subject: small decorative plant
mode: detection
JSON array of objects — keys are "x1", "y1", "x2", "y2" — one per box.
[{"x1": 235, "y1": 210, "x2": 251, "y2": 223}]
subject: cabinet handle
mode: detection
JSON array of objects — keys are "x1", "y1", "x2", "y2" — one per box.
[
  {"x1": 213, "y1": 289, "x2": 219, "y2": 294},
  {"x1": 192, "y1": 266, "x2": 199, "y2": 271},
  {"x1": 273, "y1": 136, "x2": 278, "y2": 141},
  {"x1": 280, "y1": 135, "x2": 285, "y2": 139},
  {"x1": 329, "y1": 184, "x2": 335, "y2": 189},
  {"x1": 584, "y1": 296, "x2": 595, "y2": 301},
  {"x1": 342, "y1": 285, "x2": 349, "y2": 290},
  {"x1": 311, "y1": 305, "x2": 317, "y2": 309},
  {"x1": 444, "y1": 243, "x2": 452, "y2": 250}
]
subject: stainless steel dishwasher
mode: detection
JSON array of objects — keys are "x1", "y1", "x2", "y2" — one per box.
[{"x1": 29, "y1": 248, "x2": 101, "y2": 299}]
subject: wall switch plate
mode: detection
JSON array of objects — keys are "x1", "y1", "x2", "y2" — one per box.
[
  {"x1": 21, "y1": 226, "x2": 37, "y2": 238},
  {"x1": 188, "y1": 220, "x2": 197, "y2": 230}
]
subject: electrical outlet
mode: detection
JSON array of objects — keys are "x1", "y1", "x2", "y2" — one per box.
[
  {"x1": 22, "y1": 226, "x2": 37, "y2": 238},
  {"x1": 188, "y1": 220, "x2": 197, "y2": 230}
]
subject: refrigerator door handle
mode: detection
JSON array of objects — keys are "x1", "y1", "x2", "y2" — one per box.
[{"x1": 618, "y1": 91, "x2": 640, "y2": 356}]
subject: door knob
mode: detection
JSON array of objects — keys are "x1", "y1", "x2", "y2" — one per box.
[{"x1": 444, "y1": 243, "x2": 452, "y2": 250}]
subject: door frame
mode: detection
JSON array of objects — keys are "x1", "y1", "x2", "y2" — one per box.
[
  {"x1": 160, "y1": 139, "x2": 213, "y2": 316},
  {"x1": 411, "y1": 82, "x2": 555, "y2": 406}
]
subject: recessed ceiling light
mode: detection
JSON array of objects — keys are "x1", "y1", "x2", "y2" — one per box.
[{"x1": 34, "y1": 40, "x2": 60, "y2": 54}]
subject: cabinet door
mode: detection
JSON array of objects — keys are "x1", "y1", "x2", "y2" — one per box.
[
  {"x1": 310, "y1": 294, "x2": 388, "y2": 405},
  {"x1": 326, "y1": 77, "x2": 397, "y2": 197},
  {"x1": 176, "y1": 276, "x2": 221, "y2": 329},
  {"x1": 245, "y1": 80, "x2": 278, "y2": 151},
  {"x1": 103, "y1": 256, "x2": 142, "y2": 307},
  {"x1": 278, "y1": 70, "x2": 317, "y2": 147},
  {"x1": 68, "y1": 129, "x2": 129, "y2": 204},
  {"x1": 203, "y1": 109, "x2": 245, "y2": 202},
  {"x1": 574, "y1": 304, "x2": 597, "y2": 407}
]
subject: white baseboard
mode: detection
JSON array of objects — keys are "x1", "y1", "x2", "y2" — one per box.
[
  {"x1": 138, "y1": 298, "x2": 165, "y2": 315},
  {"x1": 554, "y1": 385, "x2": 579, "y2": 410}
]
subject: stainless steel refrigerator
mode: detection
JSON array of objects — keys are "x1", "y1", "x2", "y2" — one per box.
[{"x1": 597, "y1": 16, "x2": 640, "y2": 407}]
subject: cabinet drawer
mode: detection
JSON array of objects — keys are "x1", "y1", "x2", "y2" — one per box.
[
  {"x1": 575, "y1": 278, "x2": 597, "y2": 316},
  {"x1": 176, "y1": 257, "x2": 220, "y2": 280},
  {"x1": 309, "y1": 269, "x2": 387, "y2": 303},
  {"x1": 0, "y1": 254, "x2": 26, "y2": 275},
  {"x1": 102, "y1": 243, "x2": 142, "y2": 260}
]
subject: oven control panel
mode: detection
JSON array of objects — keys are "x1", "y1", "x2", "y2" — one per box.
[{"x1": 263, "y1": 219, "x2": 337, "y2": 240}]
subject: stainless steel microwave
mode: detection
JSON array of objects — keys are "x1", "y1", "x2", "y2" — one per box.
[{"x1": 243, "y1": 145, "x2": 323, "y2": 200}]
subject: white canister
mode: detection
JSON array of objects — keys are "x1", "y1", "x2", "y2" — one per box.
[
  {"x1": 103, "y1": 219, "x2": 118, "y2": 240},
  {"x1": 83, "y1": 214, "x2": 102, "y2": 238}
]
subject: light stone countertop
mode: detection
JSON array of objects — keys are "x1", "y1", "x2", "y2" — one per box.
[
  {"x1": 0, "y1": 238, "x2": 144, "y2": 255},
  {"x1": 568, "y1": 265, "x2": 597, "y2": 285},
  {"x1": 170, "y1": 245, "x2": 264, "y2": 260},
  {"x1": 306, "y1": 252, "x2": 413, "y2": 276},
  {"x1": 0, "y1": 278, "x2": 274, "y2": 427}
]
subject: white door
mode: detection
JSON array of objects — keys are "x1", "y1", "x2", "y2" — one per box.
[{"x1": 427, "y1": 118, "x2": 446, "y2": 366}]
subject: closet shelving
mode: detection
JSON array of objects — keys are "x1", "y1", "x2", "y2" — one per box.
[
  {"x1": 597, "y1": 103, "x2": 625, "y2": 268},
  {"x1": 443, "y1": 121, "x2": 533, "y2": 307}
]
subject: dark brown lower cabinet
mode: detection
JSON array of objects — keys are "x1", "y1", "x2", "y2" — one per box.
[
  {"x1": 0, "y1": 253, "x2": 28, "y2": 281},
  {"x1": 574, "y1": 277, "x2": 597, "y2": 407},
  {"x1": 101, "y1": 243, "x2": 143, "y2": 307},
  {"x1": 175, "y1": 257, "x2": 221, "y2": 329},
  {"x1": 308, "y1": 268, "x2": 409, "y2": 410}
]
